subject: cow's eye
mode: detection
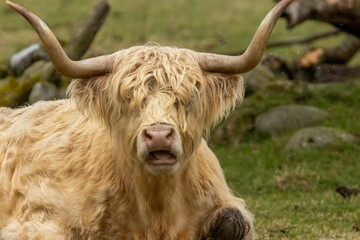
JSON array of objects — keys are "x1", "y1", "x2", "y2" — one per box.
[{"x1": 174, "y1": 100, "x2": 190, "y2": 116}]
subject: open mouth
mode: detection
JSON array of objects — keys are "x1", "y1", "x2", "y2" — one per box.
[{"x1": 147, "y1": 150, "x2": 178, "y2": 165}]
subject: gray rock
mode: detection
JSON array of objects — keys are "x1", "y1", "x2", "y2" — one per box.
[
  {"x1": 28, "y1": 81, "x2": 58, "y2": 104},
  {"x1": 255, "y1": 105, "x2": 329, "y2": 136},
  {"x1": 9, "y1": 43, "x2": 49, "y2": 77},
  {"x1": 285, "y1": 127, "x2": 357, "y2": 151}
]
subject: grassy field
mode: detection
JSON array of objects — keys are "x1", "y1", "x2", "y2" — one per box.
[
  {"x1": 214, "y1": 80, "x2": 360, "y2": 239},
  {"x1": 1, "y1": 0, "x2": 360, "y2": 239}
]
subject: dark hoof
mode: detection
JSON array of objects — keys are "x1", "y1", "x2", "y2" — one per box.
[{"x1": 203, "y1": 208, "x2": 250, "y2": 240}]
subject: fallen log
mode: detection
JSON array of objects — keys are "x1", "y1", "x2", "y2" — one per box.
[
  {"x1": 280, "y1": 0, "x2": 360, "y2": 37},
  {"x1": 270, "y1": 0, "x2": 360, "y2": 81},
  {"x1": 0, "y1": 0, "x2": 110, "y2": 107},
  {"x1": 298, "y1": 34, "x2": 360, "y2": 68},
  {"x1": 314, "y1": 64, "x2": 360, "y2": 82}
]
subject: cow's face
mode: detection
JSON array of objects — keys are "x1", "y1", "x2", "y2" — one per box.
[{"x1": 69, "y1": 46, "x2": 244, "y2": 174}]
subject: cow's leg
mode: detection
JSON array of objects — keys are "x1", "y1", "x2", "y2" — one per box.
[
  {"x1": 0, "y1": 218, "x2": 66, "y2": 240},
  {"x1": 201, "y1": 206, "x2": 255, "y2": 240}
]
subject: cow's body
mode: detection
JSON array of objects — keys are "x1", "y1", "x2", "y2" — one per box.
[
  {"x1": 0, "y1": 47, "x2": 253, "y2": 239},
  {"x1": 0, "y1": 0, "x2": 295, "y2": 239}
]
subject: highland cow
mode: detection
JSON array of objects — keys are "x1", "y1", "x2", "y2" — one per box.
[{"x1": 0, "y1": 0, "x2": 294, "y2": 239}]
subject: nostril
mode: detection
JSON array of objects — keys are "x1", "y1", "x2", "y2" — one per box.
[
  {"x1": 166, "y1": 128, "x2": 174, "y2": 140},
  {"x1": 143, "y1": 130, "x2": 153, "y2": 141}
]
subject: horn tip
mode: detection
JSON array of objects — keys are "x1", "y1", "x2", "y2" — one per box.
[
  {"x1": 5, "y1": 0, "x2": 16, "y2": 8},
  {"x1": 5, "y1": 0, "x2": 24, "y2": 12}
]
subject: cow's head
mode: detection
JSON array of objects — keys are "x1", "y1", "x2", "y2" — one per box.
[
  {"x1": 69, "y1": 46, "x2": 244, "y2": 174},
  {"x1": 6, "y1": 0, "x2": 294, "y2": 174}
]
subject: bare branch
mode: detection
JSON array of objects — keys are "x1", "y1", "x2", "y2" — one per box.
[{"x1": 268, "y1": 29, "x2": 342, "y2": 48}]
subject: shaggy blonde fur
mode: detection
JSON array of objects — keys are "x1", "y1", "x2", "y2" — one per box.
[{"x1": 0, "y1": 46, "x2": 254, "y2": 239}]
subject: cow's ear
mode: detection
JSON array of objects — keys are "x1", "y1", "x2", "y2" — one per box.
[
  {"x1": 67, "y1": 77, "x2": 115, "y2": 125},
  {"x1": 204, "y1": 74, "x2": 245, "y2": 128}
]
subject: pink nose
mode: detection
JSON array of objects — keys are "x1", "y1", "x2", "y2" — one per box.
[{"x1": 142, "y1": 124, "x2": 175, "y2": 150}]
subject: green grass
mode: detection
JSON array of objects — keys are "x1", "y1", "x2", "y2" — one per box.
[
  {"x1": 214, "y1": 141, "x2": 360, "y2": 239},
  {"x1": 1, "y1": 0, "x2": 360, "y2": 239}
]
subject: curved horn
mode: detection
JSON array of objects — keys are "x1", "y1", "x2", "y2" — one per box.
[
  {"x1": 197, "y1": 0, "x2": 294, "y2": 74},
  {"x1": 6, "y1": 0, "x2": 113, "y2": 79}
]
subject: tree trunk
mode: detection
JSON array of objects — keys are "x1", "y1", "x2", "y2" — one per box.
[{"x1": 64, "y1": 0, "x2": 110, "y2": 61}]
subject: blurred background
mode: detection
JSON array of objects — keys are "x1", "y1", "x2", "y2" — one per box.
[
  {"x1": 0, "y1": 0, "x2": 332, "y2": 61},
  {"x1": 1, "y1": 0, "x2": 360, "y2": 239}
]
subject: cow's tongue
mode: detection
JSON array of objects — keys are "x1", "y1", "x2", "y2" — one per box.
[{"x1": 148, "y1": 151, "x2": 177, "y2": 165}]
